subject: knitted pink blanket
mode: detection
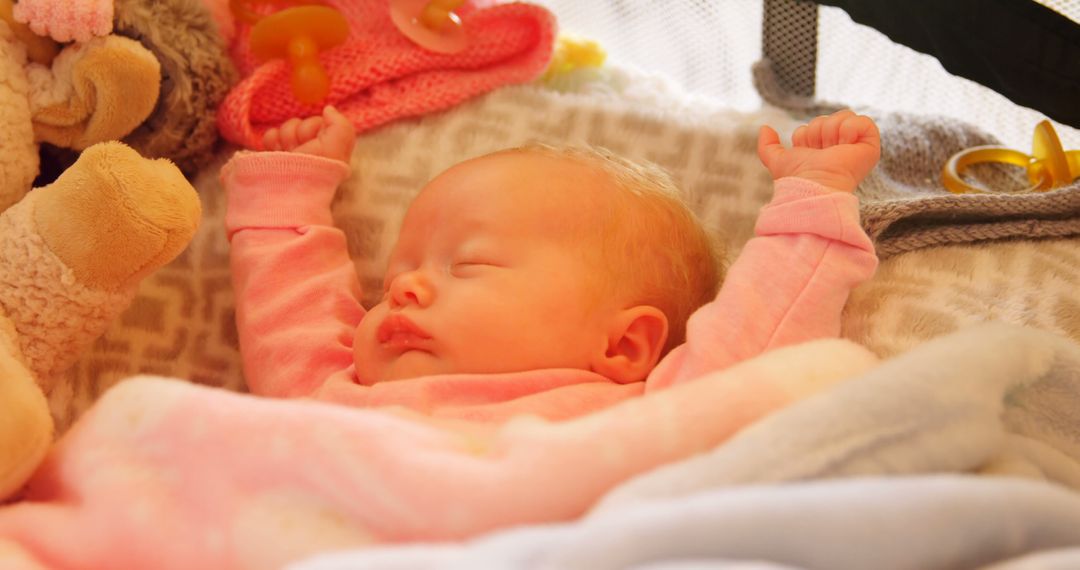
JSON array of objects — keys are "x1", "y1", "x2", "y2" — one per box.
[{"x1": 216, "y1": 0, "x2": 556, "y2": 149}]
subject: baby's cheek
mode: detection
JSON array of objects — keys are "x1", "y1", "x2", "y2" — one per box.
[{"x1": 352, "y1": 322, "x2": 373, "y2": 373}]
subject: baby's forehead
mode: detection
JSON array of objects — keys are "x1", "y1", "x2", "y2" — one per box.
[
  {"x1": 414, "y1": 151, "x2": 615, "y2": 212},
  {"x1": 396, "y1": 155, "x2": 620, "y2": 249}
]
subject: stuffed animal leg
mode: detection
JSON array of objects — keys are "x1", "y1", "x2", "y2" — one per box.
[
  {"x1": 0, "y1": 17, "x2": 39, "y2": 212},
  {"x1": 0, "y1": 141, "x2": 201, "y2": 389},
  {"x1": 0, "y1": 315, "x2": 49, "y2": 500},
  {"x1": 0, "y1": 141, "x2": 200, "y2": 498}
]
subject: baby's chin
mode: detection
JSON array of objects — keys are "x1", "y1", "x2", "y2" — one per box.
[{"x1": 370, "y1": 350, "x2": 447, "y2": 382}]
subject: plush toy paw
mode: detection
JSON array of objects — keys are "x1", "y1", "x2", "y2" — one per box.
[
  {"x1": 0, "y1": 141, "x2": 201, "y2": 385},
  {"x1": 0, "y1": 315, "x2": 51, "y2": 501},
  {"x1": 29, "y1": 34, "x2": 161, "y2": 151},
  {"x1": 34, "y1": 141, "x2": 202, "y2": 291}
]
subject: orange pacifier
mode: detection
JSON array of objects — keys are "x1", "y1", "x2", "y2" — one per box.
[
  {"x1": 390, "y1": 0, "x2": 469, "y2": 54},
  {"x1": 943, "y1": 120, "x2": 1080, "y2": 194},
  {"x1": 232, "y1": 0, "x2": 349, "y2": 104},
  {"x1": 249, "y1": 5, "x2": 350, "y2": 105}
]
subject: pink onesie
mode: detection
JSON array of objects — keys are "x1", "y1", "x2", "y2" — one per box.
[
  {"x1": 0, "y1": 151, "x2": 877, "y2": 570},
  {"x1": 224, "y1": 151, "x2": 878, "y2": 415}
]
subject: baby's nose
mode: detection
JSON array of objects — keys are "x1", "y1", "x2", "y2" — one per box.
[{"x1": 388, "y1": 270, "x2": 434, "y2": 308}]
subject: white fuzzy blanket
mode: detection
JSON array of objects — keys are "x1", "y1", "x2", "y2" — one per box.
[{"x1": 291, "y1": 324, "x2": 1080, "y2": 570}]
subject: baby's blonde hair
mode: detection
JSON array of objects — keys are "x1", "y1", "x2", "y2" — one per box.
[{"x1": 508, "y1": 143, "x2": 723, "y2": 353}]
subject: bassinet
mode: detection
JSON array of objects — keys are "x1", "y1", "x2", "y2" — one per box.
[{"x1": 30, "y1": 1, "x2": 1080, "y2": 568}]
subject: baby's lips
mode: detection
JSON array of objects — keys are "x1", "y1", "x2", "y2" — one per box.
[{"x1": 376, "y1": 313, "x2": 431, "y2": 344}]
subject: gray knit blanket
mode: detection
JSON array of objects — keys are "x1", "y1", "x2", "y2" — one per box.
[
  {"x1": 861, "y1": 112, "x2": 1080, "y2": 258},
  {"x1": 753, "y1": 58, "x2": 1080, "y2": 258}
]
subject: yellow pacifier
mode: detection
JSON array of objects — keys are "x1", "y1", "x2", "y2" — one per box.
[
  {"x1": 390, "y1": 0, "x2": 469, "y2": 54},
  {"x1": 943, "y1": 120, "x2": 1080, "y2": 194},
  {"x1": 542, "y1": 34, "x2": 607, "y2": 82}
]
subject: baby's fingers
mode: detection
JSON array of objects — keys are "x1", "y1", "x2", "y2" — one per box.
[
  {"x1": 262, "y1": 128, "x2": 282, "y2": 151},
  {"x1": 275, "y1": 116, "x2": 324, "y2": 150},
  {"x1": 757, "y1": 125, "x2": 784, "y2": 170},
  {"x1": 324, "y1": 104, "x2": 347, "y2": 124},
  {"x1": 804, "y1": 117, "x2": 825, "y2": 148},
  {"x1": 792, "y1": 124, "x2": 808, "y2": 148},
  {"x1": 277, "y1": 118, "x2": 303, "y2": 149},
  {"x1": 838, "y1": 114, "x2": 880, "y2": 147},
  {"x1": 296, "y1": 116, "x2": 323, "y2": 144},
  {"x1": 821, "y1": 110, "x2": 855, "y2": 147}
]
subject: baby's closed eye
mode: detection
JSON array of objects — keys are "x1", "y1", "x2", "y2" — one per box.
[{"x1": 450, "y1": 259, "x2": 501, "y2": 276}]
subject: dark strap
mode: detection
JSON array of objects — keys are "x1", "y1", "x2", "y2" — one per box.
[
  {"x1": 813, "y1": 0, "x2": 1080, "y2": 127},
  {"x1": 761, "y1": 0, "x2": 819, "y2": 98}
]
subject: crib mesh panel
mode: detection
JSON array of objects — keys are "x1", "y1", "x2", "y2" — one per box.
[
  {"x1": 533, "y1": 0, "x2": 1078, "y2": 150},
  {"x1": 814, "y1": 2, "x2": 1079, "y2": 149},
  {"x1": 530, "y1": 0, "x2": 766, "y2": 110},
  {"x1": 761, "y1": 0, "x2": 817, "y2": 98},
  {"x1": 1044, "y1": 0, "x2": 1079, "y2": 22}
]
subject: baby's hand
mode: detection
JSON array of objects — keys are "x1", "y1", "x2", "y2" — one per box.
[
  {"x1": 757, "y1": 110, "x2": 881, "y2": 193},
  {"x1": 262, "y1": 105, "x2": 357, "y2": 163}
]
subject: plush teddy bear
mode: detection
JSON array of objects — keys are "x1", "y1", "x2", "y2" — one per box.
[
  {"x1": 5, "y1": 0, "x2": 238, "y2": 188},
  {"x1": 0, "y1": 2, "x2": 201, "y2": 499},
  {"x1": 0, "y1": 0, "x2": 162, "y2": 210},
  {"x1": 110, "y1": 0, "x2": 238, "y2": 174}
]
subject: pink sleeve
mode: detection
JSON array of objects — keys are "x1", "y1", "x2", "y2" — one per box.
[
  {"x1": 646, "y1": 177, "x2": 878, "y2": 391},
  {"x1": 222, "y1": 151, "x2": 365, "y2": 398}
]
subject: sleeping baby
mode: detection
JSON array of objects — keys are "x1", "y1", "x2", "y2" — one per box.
[
  {"x1": 0, "y1": 107, "x2": 883, "y2": 569},
  {"x1": 223, "y1": 105, "x2": 880, "y2": 418}
]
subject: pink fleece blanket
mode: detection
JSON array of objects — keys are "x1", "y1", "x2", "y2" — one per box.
[
  {"x1": 216, "y1": 0, "x2": 556, "y2": 148},
  {"x1": 0, "y1": 339, "x2": 877, "y2": 569}
]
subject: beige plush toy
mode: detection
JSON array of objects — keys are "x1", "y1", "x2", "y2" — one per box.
[
  {"x1": 0, "y1": 143, "x2": 200, "y2": 500},
  {"x1": 0, "y1": 148, "x2": 203, "y2": 500},
  {"x1": 0, "y1": 0, "x2": 161, "y2": 210},
  {"x1": 0, "y1": 2, "x2": 201, "y2": 499}
]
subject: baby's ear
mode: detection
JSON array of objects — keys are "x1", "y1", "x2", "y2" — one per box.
[{"x1": 592, "y1": 306, "x2": 668, "y2": 384}]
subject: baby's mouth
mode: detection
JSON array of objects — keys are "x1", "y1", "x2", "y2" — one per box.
[{"x1": 377, "y1": 314, "x2": 432, "y2": 349}]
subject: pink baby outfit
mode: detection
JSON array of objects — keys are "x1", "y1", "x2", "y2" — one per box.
[
  {"x1": 0, "y1": 152, "x2": 878, "y2": 570},
  {"x1": 223, "y1": 151, "x2": 878, "y2": 413}
]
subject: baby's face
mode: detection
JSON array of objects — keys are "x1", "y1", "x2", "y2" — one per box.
[{"x1": 353, "y1": 152, "x2": 619, "y2": 382}]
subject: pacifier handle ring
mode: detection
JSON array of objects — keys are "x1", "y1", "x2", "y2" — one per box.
[
  {"x1": 942, "y1": 146, "x2": 1047, "y2": 194},
  {"x1": 942, "y1": 120, "x2": 1078, "y2": 195},
  {"x1": 1031, "y1": 120, "x2": 1073, "y2": 187}
]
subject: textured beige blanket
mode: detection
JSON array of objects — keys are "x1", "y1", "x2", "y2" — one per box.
[{"x1": 50, "y1": 68, "x2": 1080, "y2": 430}]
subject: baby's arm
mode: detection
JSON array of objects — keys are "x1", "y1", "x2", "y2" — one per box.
[
  {"x1": 648, "y1": 111, "x2": 880, "y2": 390},
  {"x1": 224, "y1": 107, "x2": 363, "y2": 398}
]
